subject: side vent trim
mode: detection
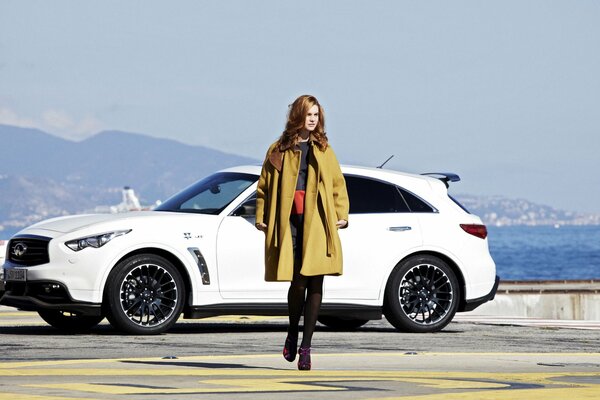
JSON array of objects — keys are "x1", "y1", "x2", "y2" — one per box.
[{"x1": 187, "y1": 247, "x2": 211, "y2": 285}]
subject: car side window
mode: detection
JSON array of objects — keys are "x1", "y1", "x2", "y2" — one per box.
[
  {"x1": 399, "y1": 188, "x2": 435, "y2": 213},
  {"x1": 344, "y1": 175, "x2": 410, "y2": 213}
]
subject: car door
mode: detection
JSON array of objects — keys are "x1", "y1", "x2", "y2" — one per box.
[
  {"x1": 216, "y1": 193, "x2": 289, "y2": 299},
  {"x1": 324, "y1": 175, "x2": 424, "y2": 301}
]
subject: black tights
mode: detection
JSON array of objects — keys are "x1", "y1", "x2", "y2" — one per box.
[{"x1": 287, "y1": 260, "x2": 323, "y2": 349}]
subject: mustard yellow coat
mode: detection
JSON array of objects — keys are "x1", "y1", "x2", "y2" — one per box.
[{"x1": 255, "y1": 139, "x2": 350, "y2": 282}]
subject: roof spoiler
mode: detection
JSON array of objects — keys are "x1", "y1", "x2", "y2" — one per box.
[{"x1": 421, "y1": 172, "x2": 461, "y2": 188}]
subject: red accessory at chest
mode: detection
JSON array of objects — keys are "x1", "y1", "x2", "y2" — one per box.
[{"x1": 291, "y1": 190, "x2": 305, "y2": 215}]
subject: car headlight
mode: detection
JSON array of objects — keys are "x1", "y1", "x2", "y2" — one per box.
[{"x1": 65, "y1": 230, "x2": 132, "y2": 252}]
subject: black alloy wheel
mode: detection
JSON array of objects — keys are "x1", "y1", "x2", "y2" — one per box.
[
  {"x1": 105, "y1": 254, "x2": 185, "y2": 334},
  {"x1": 384, "y1": 255, "x2": 459, "y2": 333}
]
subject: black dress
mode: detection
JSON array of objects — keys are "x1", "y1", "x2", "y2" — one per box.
[{"x1": 290, "y1": 141, "x2": 310, "y2": 261}]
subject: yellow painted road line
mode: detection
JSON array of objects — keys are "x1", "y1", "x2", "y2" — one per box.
[
  {"x1": 28, "y1": 378, "x2": 366, "y2": 395},
  {"x1": 0, "y1": 311, "x2": 37, "y2": 317},
  {"x1": 20, "y1": 373, "x2": 600, "y2": 396},
  {"x1": 370, "y1": 386, "x2": 600, "y2": 400},
  {"x1": 0, "y1": 394, "x2": 94, "y2": 400},
  {"x1": 23, "y1": 373, "x2": 600, "y2": 395},
  {"x1": 2, "y1": 354, "x2": 600, "y2": 398},
  {"x1": 4, "y1": 368, "x2": 600, "y2": 381},
  {"x1": 0, "y1": 312, "x2": 285, "y2": 323},
  {"x1": 2, "y1": 352, "x2": 600, "y2": 369},
  {"x1": 25, "y1": 377, "x2": 510, "y2": 395},
  {"x1": 0, "y1": 312, "x2": 283, "y2": 320},
  {"x1": 0, "y1": 321, "x2": 47, "y2": 326}
]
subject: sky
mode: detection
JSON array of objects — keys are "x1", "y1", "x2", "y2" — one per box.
[{"x1": 1, "y1": 1, "x2": 599, "y2": 213}]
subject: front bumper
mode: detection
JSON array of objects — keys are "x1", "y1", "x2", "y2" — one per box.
[
  {"x1": 0, "y1": 280, "x2": 102, "y2": 316},
  {"x1": 460, "y1": 275, "x2": 500, "y2": 312}
]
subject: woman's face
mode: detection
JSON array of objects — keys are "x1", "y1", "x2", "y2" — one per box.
[{"x1": 304, "y1": 104, "x2": 319, "y2": 132}]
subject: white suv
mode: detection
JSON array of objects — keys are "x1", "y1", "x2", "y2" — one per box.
[{"x1": 1, "y1": 165, "x2": 498, "y2": 334}]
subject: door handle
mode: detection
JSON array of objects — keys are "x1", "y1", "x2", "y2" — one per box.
[{"x1": 388, "y1": 226, "x2": 412, "y2": 232}]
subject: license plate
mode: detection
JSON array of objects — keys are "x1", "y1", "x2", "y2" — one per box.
[{"x1": 4, "y1": 268, "x2": 27, "y2": 282}]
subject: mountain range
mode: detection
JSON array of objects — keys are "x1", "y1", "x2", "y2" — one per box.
[
  {"x1": 453, "y1": 194, "x2": 600, "y2": 227},
  {"x1": 1, "y1": 124, "x2": 598, "y2": 237},
  {"x1": 0, "y1": 124, "x2": 255, "y2": 236}
]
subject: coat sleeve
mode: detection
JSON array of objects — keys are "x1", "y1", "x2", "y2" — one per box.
[
  {"x1": 255, "y1": 144, "x2": 274, "y2": 225},
  {"x1": 328, "y1": 147, "x2": 350, "y2": 228}
]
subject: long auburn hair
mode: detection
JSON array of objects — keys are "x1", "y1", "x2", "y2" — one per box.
[{"x1": 277, "y1": 95, "x2": 328, "y2": 151}]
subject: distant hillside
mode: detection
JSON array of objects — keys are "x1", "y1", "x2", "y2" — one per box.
[
  {"x1": 0, "y1": 125, "x2": 256, "y2": 202},
  {"x1": 0, "y1": 174, "x2": 115, "y2": 234},
  {"x1": 1, "y1": 124, "x2": 599, "y2": 237},
  {"x1": 454, "y1": 194, "x2": 600, "y2": 226},
  {"x1": 0, "y1": 124, "x2": 257, "y2": 236}
]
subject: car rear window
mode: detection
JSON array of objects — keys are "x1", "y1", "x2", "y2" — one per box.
[{"x1": 448, "y1": 194, "x2": 471, "y2": 214}]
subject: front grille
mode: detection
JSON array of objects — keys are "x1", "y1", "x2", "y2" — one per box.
[{"x1": 8, "y1": 236, "x2": 51, "y2": 266}]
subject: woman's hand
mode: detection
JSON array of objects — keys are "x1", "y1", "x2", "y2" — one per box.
[
  {"x1": 336, "y1": 219, "x2": 348, "y2": 229},
  {"x1": 255, "y1": 222, "x2": 267, "y2": 232}
]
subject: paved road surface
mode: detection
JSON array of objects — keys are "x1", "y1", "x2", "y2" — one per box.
[{"x1": 1, "y1": 307, "x2": 599, "y2": 399}]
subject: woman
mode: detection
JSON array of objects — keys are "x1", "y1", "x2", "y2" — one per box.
[{"x1": 255, "y1": 94, "x2": 349, "y2": 371}]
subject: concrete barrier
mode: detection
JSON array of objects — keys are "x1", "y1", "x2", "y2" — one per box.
[{"x1": 468, "y1": 280, "x2": 600, "y2": 320}]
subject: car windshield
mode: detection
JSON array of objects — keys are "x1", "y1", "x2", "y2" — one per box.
[{"x1": 155, "y1": 172, "x2": 257, "y2": 215}]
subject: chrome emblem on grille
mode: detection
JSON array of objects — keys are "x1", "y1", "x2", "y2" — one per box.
[{"x1": 12, "y1": 243, "x2": 28, "y2": 257}]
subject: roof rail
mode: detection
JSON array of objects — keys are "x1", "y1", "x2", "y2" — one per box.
[{"x1": 421, "y1": 172, "x2": 461, "y2": 188}]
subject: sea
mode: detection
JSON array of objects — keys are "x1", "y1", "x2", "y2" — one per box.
[{"x1": 488, "y1": 225, "x2": 600, "y2": 281}]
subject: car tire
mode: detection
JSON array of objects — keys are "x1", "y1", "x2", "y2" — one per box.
[
  {"x1": 104, "y1": 254, "x2": 185, "y2": 335},
  {"x1": 384, "y1": 255, "x2": 460, "y2": 333},
  {"x1": 38, "y1": 310, "x2": 104, "y2": 333},
  {"x1": 317, "y1": 316, "x2": 369, "y2": 330}
]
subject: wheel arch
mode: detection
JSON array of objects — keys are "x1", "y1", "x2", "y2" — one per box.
[
  {"x1": 382, "y1": 250, "x2": 467, "y2": 310},
  {"x1": 101, "y1": 247, "x2": 193, "y2": 315}
]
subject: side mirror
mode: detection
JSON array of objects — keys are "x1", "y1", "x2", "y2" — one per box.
[{"x1": 233, "y1": 198, "x2": 256, "y2": 217}]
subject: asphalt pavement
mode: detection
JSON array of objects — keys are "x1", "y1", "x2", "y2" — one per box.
[{"x1": 1, "y1": 306, "x2": 599, "y2": 399}]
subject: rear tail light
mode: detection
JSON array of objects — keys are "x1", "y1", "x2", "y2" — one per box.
[{"x1": 460, "y1": 224, "x2": 488, "y2": 239}]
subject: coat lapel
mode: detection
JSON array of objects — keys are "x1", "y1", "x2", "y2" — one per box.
[{"x1": 268, "y1": 147, "x2": 283, "y2": 171}]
